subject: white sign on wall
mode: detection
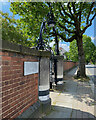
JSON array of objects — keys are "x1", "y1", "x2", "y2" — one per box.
[{"x1": 24, "y1": 62, "x2": 39, "y2": 76}]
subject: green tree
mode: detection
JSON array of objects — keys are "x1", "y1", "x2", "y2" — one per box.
[
  {"x1": 0, "y1": 11, "x2": 33, "y2": 47},
  {"x1": 67, "y1": 35, "x2": 96, "y2": 64},
  {"x1": 68, "y1": 40, "x2": 78, "y2": 62},
  {"x1": 10, "y1": 2, "x2": 50, "y2": 46},
  {"x1": 10, "y1": 2, "x2": 96, "y2": 77},
  {"x1": 91, "y1": 49, "x2": 96, "y2": 64},
  {"x1": 83, "y1": 35, "x2": 96, "y2": 64},
  {"x1": 64, "y1": 52, "x2": 69, "y2": 60}
]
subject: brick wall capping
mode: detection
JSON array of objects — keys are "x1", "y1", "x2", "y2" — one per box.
[
  {"x1": 52, "y1": 55, "x2": 64, "y2": 60},
  {"x1": 1, "y1": 40, "x2": 51, "y2": 57}
]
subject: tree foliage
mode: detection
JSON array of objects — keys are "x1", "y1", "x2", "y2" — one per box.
[
  {"x1": 10, "y1": 2, "x2": 51, "y2": 46},
  {"x1": 9, "y1": 2, "x2": 96, "y2": 76},
  {"x1": 66, "y1": 35, "x2": 96, "y2": 64},
  {"x1": 0, "y1": 11, "x2": 33, "y2": 47},
  {"x1": 83, "y1": 35, "x2": 96, "y2": 64},
  {"x1": 67, "y1": 40, "x2": 78, "y2": 62},
  {"x1": 10, "y1": 2, "x2": 96, "y2": 42}
]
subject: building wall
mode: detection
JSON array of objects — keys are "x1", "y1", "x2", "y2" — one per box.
[
  {"x1": 63, "y1": 61, "x2": 78, "y2": 72},
  {"x1": 1, "y1": 50, "x2": 38, "y2": 119}
]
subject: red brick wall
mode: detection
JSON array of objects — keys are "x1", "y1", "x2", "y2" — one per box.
[
  {"x1": 63, "y1": 61, "x2": 78, "y2": 72},
  {"x1": 1, "y1": 51, "x2": 38, "y2": 119}
]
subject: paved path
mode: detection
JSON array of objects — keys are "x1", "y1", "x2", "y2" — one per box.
[{"x1": 44, "y1": 67, "x2": 96, "y2": 118}]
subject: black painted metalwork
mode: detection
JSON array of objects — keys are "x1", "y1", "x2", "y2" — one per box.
[
  {"x1": 37, "y1": 8, "x2": 55, "y2": 50},
  {"x1": 47, "y1": 10, "x2": 56, "y2": 27},
  {"x1": 53, "y1": 27, "x2": 59, "y2": 55},
  {"x1": 36, "y1": 21, "x2": 46, "y2": 50},
  {"x1": 53, "y1": 27, "x2": 59, "y2": 85},
  {"x1": 37, "y1": 3, "x2": 60, "y2": 86},
  {"x1": 39, "y1": 90, "x2": 49, "y2": 96},
  {"x1": 54, "y1": 58, "x2": 57, "y2": 85}
]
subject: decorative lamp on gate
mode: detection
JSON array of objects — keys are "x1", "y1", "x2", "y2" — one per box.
[{"x1": 47, "y1": 11, "x2": 56, "y2": 28}]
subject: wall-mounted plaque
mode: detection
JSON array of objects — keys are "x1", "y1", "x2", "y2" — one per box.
[{"x1": 24, "y1": 62, "x2": 39, "y2": 76}]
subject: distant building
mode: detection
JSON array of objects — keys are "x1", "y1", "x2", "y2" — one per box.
[{"x1": 59, "y1": 47, "x2": 67, "y2": 59}]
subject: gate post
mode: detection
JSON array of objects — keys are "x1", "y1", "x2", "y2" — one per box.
[
  {"x1": 57, "y1": 56, "x2": 64, "y2": 83},
  {"x1": 38, "y1": 51, "x2": 51, "y2": 113},
  {"x1": 54, "y1": 55, "x2": 64, "y2": 84}
]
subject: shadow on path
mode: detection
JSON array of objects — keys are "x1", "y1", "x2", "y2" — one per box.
[
  {"x1": 63, "y1": 67, "x2": 95, "y2": 105},
  {"x1": 45, "y1": 67, "x2": 96, "y2": 119},
  {"x1": 45, "y1": 105, "x2": 96, "y2": 118}
]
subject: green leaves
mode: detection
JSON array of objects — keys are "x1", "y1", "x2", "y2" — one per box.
[
  {"x1": 67, "y1": 35, "x2": 96, "y2": 64},
  {"x1": 1, "y1": 11, "x2": 32, "y2": 47},
  {"x1": 9, "y1": 2, "x2": 96, "y2": 45},
  {"x1": 68, "y1": 40, "x2": 78, "y2": 62},
  {"x1": 10, "y1": 2, "x2": 50, "y2": 45},
  {"x1": 2, "y1": 2, "x2": 95, "y2": 52}
]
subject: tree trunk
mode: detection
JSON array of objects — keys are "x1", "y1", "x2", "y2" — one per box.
[{"x1": 76, "y1": 35, "x2": 86, "y2": 77}]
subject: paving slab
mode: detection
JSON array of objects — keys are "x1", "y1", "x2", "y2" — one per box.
[{"x1": 44, "y1": 67, "x2": 96, "y2": 119}]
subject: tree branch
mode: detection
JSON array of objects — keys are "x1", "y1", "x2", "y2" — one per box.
[
  {"x1": 58, "y1": 23, "x2": 75, "y2": 33},
  {"x1": 86, "y1": 2, "x2": 95, "y2": 24},
  {"x1": 90, "y1": 13, "x2": 96, "y2": 23},
  {"x1": 56, "y1": 33, "x2": 76, "y2": 42},
  {"x1": 67, "y1": 2, "x2": 77, "y2": 24},
  {"x1": 72, "y1": 2, "x2": 76, "y2": 14},
  {"x1": 60, "y1": 3, "x2": 73, "y2": 20},
  {"x1": 82, "y1": 13, "x2": 96, "y2": 34},
  {"x1": 67, "y1": 2, "x2": 74, "y2": 17},
  {"x1": 58, "y1": 8, "x2": 75, "y2": 26},
  {"x1": 79, "y1": 3, "x2": 82, "y2": 26},
  {"x1": 76, "y1": 3, "x2": 83, "y2": 18}
]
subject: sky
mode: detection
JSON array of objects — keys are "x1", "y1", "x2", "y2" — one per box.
[{"x1": 0, "y1": 2, "x2": 96, "y2": 51}]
